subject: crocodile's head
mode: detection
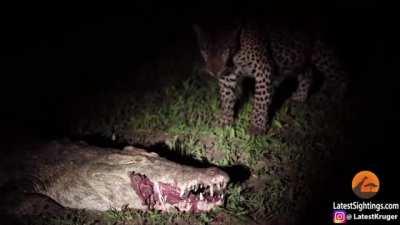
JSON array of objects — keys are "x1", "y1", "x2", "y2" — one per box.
[
  {"x1": 123, "y1": 149, "x2": 229, "y2": 212},
  {"x1": 0, "y1": 143, "x2": 230, "y2": 215}
]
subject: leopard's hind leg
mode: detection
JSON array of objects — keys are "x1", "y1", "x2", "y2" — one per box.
[
  {"x1": 291, "y1": 67, "x2": 313, "y2": 102},
  {"x1": 312, "y1": 39, "x2": 349, "y2": 98}
]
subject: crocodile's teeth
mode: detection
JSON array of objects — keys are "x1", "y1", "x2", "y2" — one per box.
[
  {"x1": 180, "y1": 187, "x2": 185, "y2": 198},
  {"x1": 210, "y1": 185, "x2": 214, "y2": 197},
  {"x1": 200, "y1": 193, "x2": 204, "y2": 201},
  {"x1": 155, "y1": 183, "x2": 165, "y2": 208}
]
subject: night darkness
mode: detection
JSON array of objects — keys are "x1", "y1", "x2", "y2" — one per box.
[{"x1": 1, "y1": 1, "x2": 398, "y2": 225}]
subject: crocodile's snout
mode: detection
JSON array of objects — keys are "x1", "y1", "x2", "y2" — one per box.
[{"x1": 129, "y1": 166, "x2": 229, "y2": 213}]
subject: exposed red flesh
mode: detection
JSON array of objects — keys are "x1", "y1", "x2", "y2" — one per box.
[
  {"x1": 159, "y1": 182, "x2": 181, "y2": 204},
  {"x1": 130, "y1": 172, "x2": 223, "y2": 212},
  {"x1": 130, "y1": 172, "x2": 156, "y2": 208}
]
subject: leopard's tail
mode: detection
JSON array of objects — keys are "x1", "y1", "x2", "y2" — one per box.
[{"x1": 311, "y1": 38, "x2": 350, "y2": 99}]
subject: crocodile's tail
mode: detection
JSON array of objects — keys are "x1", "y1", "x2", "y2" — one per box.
[
  {"x1": 1, "y1": 193, "x2": 65, "y2": 216},
  {"x1": 0, "y1": 178, "x2": 66, "y2": 217}
]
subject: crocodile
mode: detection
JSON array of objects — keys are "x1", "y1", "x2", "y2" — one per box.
[{"x1": 0, "y1": 140, "x2": 229, "y2": 215}]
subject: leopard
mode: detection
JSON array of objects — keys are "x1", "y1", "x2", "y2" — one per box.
[{"x1": 193, "y1": 21, "x2": 348, "y2": 135}]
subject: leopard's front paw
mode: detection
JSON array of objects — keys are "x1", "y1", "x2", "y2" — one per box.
[
  {"x1": 248, "y1": 124, "x2": 268, "y2": 136},
  {"x1": 290, "y1": 95, "x2": 307, "y2": 103},
  {"x1": 290, "y1": 92, "x2": 308, "y2": 103},
  {"x1": 216, "y1": 111, "x2": 234, "y2": 127},
  {"x1": 218, "y1": 116, "x2": 234, "y2": 127}
]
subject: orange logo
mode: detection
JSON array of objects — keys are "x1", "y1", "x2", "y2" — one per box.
[{"x1": 352, "y1": 170, "x2": 380, "y2": 199}]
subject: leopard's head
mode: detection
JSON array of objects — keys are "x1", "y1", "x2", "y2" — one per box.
[{"x1": 193, "y1": 24, "x2": 241, "y2": 78}]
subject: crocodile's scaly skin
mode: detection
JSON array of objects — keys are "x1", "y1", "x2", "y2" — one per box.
[{"x1": 0, "y1": 140, "x2": 229, "y2": 215}]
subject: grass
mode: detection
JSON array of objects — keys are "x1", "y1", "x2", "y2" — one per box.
[
  {"x1": 27, "y1": 54, "x2": 348, "y2": 225},
  {"x1": 126, "y1": 72, "x2": 288, "y2": 168}
]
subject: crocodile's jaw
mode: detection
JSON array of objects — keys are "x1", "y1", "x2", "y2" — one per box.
[{"x1": 130, "y1": 168, "x2": 228, "y2": 212}]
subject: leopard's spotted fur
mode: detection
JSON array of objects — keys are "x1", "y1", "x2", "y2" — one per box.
[{"x1": 193, "y1": 22, "x2": 348, "y2": 135}]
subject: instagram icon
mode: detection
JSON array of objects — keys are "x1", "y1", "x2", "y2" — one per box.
[{"x1": 333, "y1": 210, "x2": 347, "y2": 224}]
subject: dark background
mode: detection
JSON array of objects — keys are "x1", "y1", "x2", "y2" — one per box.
[{"x1": 1, "y1": 1, "x2": 397, "y2": 224}]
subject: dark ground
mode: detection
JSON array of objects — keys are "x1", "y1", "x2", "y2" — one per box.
[{"x1": 1, "y1": 1, "x2": 398, "y2": 224}]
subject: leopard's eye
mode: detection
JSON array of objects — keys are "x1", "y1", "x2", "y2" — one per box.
[
  {"x1": 222, "y1": 49, "x2": 230, "y2": 60},
  {"x1": 200, "y1": 50, "x2": 208, "y2": 60}
]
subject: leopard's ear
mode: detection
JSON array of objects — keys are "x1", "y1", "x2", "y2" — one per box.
[
  {"x1": 192, "y1": 24, "x2": 206, "y2": 49},
  {"x1": 231, "y1": 17, "x2": 242, "y2": 35},
  {"x1": 231, "y1": 23, "x2": 241, "y2": 38},
  {"x1": 228, "y1": 23, "x2": 242, "y2": 50},
  {"x1": 192, "y1": 24, "x2": 201, "y2": 34}
]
